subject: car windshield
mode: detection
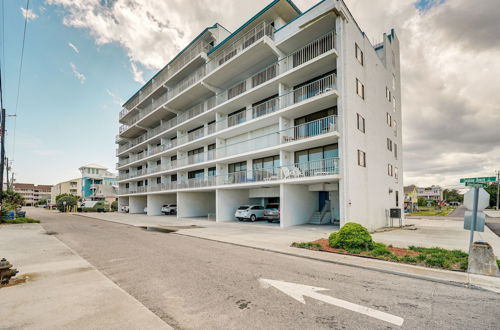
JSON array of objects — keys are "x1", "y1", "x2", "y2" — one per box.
[
  {"x1": 237, "y1": 206, "x2": 249, "y2": 210},
  {"x1": 265, "y1": 204, "x2": 279, "y2": 210}
]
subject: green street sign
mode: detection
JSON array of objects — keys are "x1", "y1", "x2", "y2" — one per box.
[
  {"x1": 460, "y1": 177, "x2": 496, "y2": 184},
  {"x1": 465, "y1": 182, "x2": 488, "y2": 187}
]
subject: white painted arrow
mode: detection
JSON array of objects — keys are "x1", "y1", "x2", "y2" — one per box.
[{"x1": 259, "y1": 279, "x2": 404, "y2": 326}]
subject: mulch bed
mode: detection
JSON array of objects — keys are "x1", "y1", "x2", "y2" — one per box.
[{"x1": 312, "y1": 238, "x2": 420, "y2": 258}]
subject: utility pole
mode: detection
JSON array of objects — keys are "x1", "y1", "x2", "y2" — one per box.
[
  {"x1": 496, "y1": 170, "x2": 500, "y2": 211},
  {"x1": 5, "y1": 157, "x2": 9, "y2": 190},
  {"x1": 0, "y1": 107, "x2": 5, "y2": 209}
]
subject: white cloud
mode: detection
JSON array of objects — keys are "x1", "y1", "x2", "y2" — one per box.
[
  {"x1": 47, "y1": 0, "x2": 500, "y2": 188},
  {"x1": 68, "y1": 42, "x2": 79, "y2": 53},
  {"x1": 20, "y1": 7, "x2": 38, "y2": 20},
  {"x1": 107, "y1": 90, "x2": 124, "y2": 106},
  {"x1": 130, "y1": 62, "x2": 145, "y2": 84},
  {"x1": 69, "y1": 62, "x2": 86, "y2": 84}
]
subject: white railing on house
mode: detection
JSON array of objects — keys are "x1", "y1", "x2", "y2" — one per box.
[
  {"x1": 281, "y1": 115, "x2": 337, "y2": 144},
  {"x1": 281, "y1": 31, "x2": 335, "y2": 72}
]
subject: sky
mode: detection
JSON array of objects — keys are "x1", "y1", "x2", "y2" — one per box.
[{"x1": 1, "y1": 0, "x2": 499, "y2": 188}]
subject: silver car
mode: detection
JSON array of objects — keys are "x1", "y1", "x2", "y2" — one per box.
[
  {"x1": 235, "y1": 205, "x2": 265, "y2": 222},
  {"x1": 263, "y1": 203, "x2": 280, "y2": 223}
]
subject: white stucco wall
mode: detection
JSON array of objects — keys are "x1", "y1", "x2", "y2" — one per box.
[
  {"x1": 177, "y1": 191, "x2": 216, "y2": 218},
  {"x1": 129, "y1": 195, "x2": 147, "y2": 214},
  {"x1": 216, "y1": 189, "x2": 249, "y2": 222},
  {"x1": 147, "y1": 193, "x2": 176, "y2": 216},
  {"x1": 280, "y1": 184, "x2": 318, "y2": 228}
]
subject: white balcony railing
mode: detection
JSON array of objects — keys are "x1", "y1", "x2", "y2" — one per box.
[
  {"x1": 281, "y1": 31, "x2": 335, "y2": 72},
  {"x1": 281, "y1": 115, "x2": 337, "y2": 144},
  {"x1": 207, "y1": 21, "x2": 274, "y2": 72}
]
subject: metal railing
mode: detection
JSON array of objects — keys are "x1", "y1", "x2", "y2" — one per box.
[
  {"x1": 168, "y1": 66, "x2": 206, "y2": 101},
  {"x1": 281, "y1": 31, "x2": 335, "y2": 72},
  {"x1": 281, "y1": 115, "x2": 337, "y2": 144},
  {"x1": 178, "y1": 176, "x2": 217, "y2": 189},
  {"x1": 227, "y1": 111, "x2": 247, "y2": 127},
  {"x1": 207, "y1": 21, "x2": 274, "y2": 72},
  {"x1": 282, "y1": 74, "x2": 336, "y2": 108},
  {"x1": 281, "y1": 158, "x2": 339, "y2": 178}
]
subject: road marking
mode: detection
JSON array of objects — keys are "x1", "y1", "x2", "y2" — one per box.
[{"x1": 259, "y1": 278, "x2": 404, "y2": 326}]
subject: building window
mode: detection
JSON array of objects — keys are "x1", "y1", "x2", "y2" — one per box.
[
  {"x1": 188, "y1": 169, "x2": 205, "y2": 179},
  {"x1": 393, "y1": 120, "x2": 397, "y2": 136},
  {"x1": 392, "y1": 73, "x2": 396, "y2": 89},
  {"x1": 395, "y1": 167, "x2": 399, "y2": 180},
  {"x1": 387, "y1": 138, "x2": 393, "y2": 151},
  {"x1": 392, "y1": 96, "x2": 396, "y2": 111},
  {"x1": 171, "y1": 174, "x2": 177, "y2": 182},
  {"x1": 208, "y1": 167, "x2": 216, "y2": 177},
  {"x1": 156, "y1": 159, "x2": 161, "y2": 165},
  {"x1": 394, "y1": 143, "x2": 398, "y2": 159},
  {"x1": 253, "y1": 155, "x2": 280, "y2": 175},
  {"x1": 386, "y1": 87, "x2": 391, "y2": 102},
  {"x1": 356, "y1": 79, "x2": 364, "y2": 99},
  {"x1": 357, "y1": 113, "x2": 365, "y2": 133},
  {"x1": 295, "y1": 144, "x2": 338, "y2": 164},
  {"x1": 386, "y1": 112, "x2": 392, "y2": 126},
  {"x1": 396, "y1": 190, "x2": 399, "y2": 207},
  {"x1": 188, "y1": 147, "x2": 204, "y2": 156},
  {"x1": 355, "y1": 43, "x2": 364, "y2": 65},
  {"x1": 156, "y1": 177, "x2": 161, "y2": 184},
  {"x1": 228, "y1": 161, "x2": 246, "y2": 173},
  {"x1": 388, "y1": 164, "x2": 393, "y2": 176},
  {"x1": 357, "y1": 150, "x2": 366, "y2": 167},
  {"x1": 171, "y1": 155, "x2": 177, "y2": 161}
]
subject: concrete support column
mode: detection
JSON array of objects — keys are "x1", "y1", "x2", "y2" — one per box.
[
  {"x1": 216, "y1": 189, "x2": 249, "y2": 222},
  {"x1": 280, "y1": 184, "x2": 318, "y2": 228},
  {"x1": 177, "y1": 192, "x2": 215, "y2": 218},
  {"x1": 215, "y1": 112, "x2": 228, "y2": 131},
  {"x1": 129, "y1": 195, "x2": 147, "y2": 214}
]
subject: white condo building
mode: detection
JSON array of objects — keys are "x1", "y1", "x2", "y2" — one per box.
[{"x1": 116, "y1": 0, "x2": 403, "y2": 231}]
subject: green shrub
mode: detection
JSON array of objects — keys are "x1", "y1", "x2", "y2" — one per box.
[
  {"x1": 425, "y1": 255, "x2": 446, "y2": 268},
  {"x1": 292, "y1": 242, "x2": 322, "y2": 250},
  {"x1": 402, "y1": 255, "x2": 417, "y2": 263},
  {"x1": 2, "y1": 217, "x2": 40, "y2": 224},
  {"x1": 369, "y1": 245, "x2": 393, "y2": 257},
  {"x1": 57, "y1": 196, "x2": 78, "y2": 212},
  {"x1": 111, "y1": 200, "x2": 118, "y2": 212},
  {"x1": 416, "y1": 254, "x2": 427, "y2": 261},
  {"x1": 328, "y1": 222, "x2": 373, "y2": 251}
]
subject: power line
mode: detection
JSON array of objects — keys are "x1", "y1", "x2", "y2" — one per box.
[{"x1": 11, "y1": 0, "x2": 30, "y2": 163}]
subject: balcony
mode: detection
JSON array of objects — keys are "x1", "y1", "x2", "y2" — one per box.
[{"x1": 205, "y1": 21, "x2": 276, "y2": 87}]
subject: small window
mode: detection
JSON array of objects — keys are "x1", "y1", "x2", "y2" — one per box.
[
  {"x1": 357, "y1": 113, "x2": 365, "y2": 133},
  {"x1": 171, "y1": 174, "x2": 177, "y2": 182},
  {"x1": 357, "y1": 150, "x2": 366, "y2": 167},
  {"x1": 393, "y1": 120, "x2": 397, "y2": 136},
  {"x1": 392, "y1": 96, "x2": 396, "y2": 111},
  {"x1": 355, "y1": 43, "x2": 364, "y2": 65},
  {"x1": 386, "y1": 113, "x2": 392, "y2": 127},
  {"x1": 356, "y1": 79, "x2": 364, "y2": 99},
  {"x1": 156, "y1": 177, "x2": 161, "y2": 184},
  {"x1": 387, "y1": 138, "x2": 393, "y2": 151},
  {"x1": 395, "y1": 167, "x2": 399, "y2": 180},
  {"x1": 392, "y1": 73, "x2": 396, "y2": 89},
  {"x1": 394, "y1": 144, "x2": 398, "y2": 159},
  {"x1": 395, "y1": 190, "x2": 399, "y2": 207},
  {"x1": 388, "y1": 164, "x2": 393, "y2": 176}
]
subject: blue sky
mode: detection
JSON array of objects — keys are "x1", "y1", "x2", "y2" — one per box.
[
  {"x1": 1, "y1": 0, "x2": 499, "y2": 188},
  {"x1": 2, "y1": 1, "x2": 153, "y2": 183}
]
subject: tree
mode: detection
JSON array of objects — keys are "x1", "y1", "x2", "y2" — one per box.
[
  {"x1": 56, "y1": 193, "x2": 80, "y2": 203},
  {"x1": 485, "y1": 183, "x2": 498, "y2": 208},
  {"x1": 1, "y1": 190, "x2": 25, "y2": 207},
  {"x1": 417, "y1": 197, "x2": 427, "y2": 207},
  {"x1": 56, "y1": 196, "x2": 78, "y2": 212},
  {"x1": 111, "y1": 200, "x2": 118, "y2": 211},
  {"x1": 36, "y1": 198, "x2": 48, "y2": 206},
  {"x1": 443, "y1": 189, "x2": 463, "y2": 203}
]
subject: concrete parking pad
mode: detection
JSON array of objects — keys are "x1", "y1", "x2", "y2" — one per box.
[{"x1": 0, "y1": 224, "x2": 172, "y2": 330}]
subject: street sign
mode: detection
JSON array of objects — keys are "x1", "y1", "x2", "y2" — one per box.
[
  {"x1": 464, "y1": 188, "x2": 489, "y2": 211},
  {"x1": 460, "y1": 177, "x2": 496, "y2": 183},
  {"x1": 465, "y1": 182, "x2": 488, "y2": 187},
  {"x1": 464, "y1": 211, "x2": 485, "y2": 232}
]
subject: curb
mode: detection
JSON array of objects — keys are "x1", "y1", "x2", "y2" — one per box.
[{"x1": 72, "y1": 213, "x2": 499, "y2": 293}]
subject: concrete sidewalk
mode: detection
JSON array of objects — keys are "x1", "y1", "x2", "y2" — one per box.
[
  {"x1": 0, "y1": 224, "x2": 172, "y2": 330},
  {"x1": 70, "y1": 211, "x2": 500, "y2": 293}
]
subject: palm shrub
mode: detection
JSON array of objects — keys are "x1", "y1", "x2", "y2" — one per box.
[
  {"x1": 328, "y1": 222, "x2": 373, "y2": 251},
  {"x1": 56, "y1": 196, "x2": 78, "y2": 212}
]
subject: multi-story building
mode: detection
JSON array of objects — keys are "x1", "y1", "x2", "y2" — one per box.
[
  {"x1": 50, "y1": 178, "x2": 82, "y2": 204},
  {"x1": 417, "y1": 185, "x2": 443, "y2": 202},
  {"x1": 79, "y1": 164, "x2": 117, "y2": 203},
  {"x1": 115, "y1": 0, "x2": 403, "y2": 231},
  {"x1": 13, "y1": 183, "x2": 53, "y2": 206}
]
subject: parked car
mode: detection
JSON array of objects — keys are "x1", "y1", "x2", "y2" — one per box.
[
  {"x1": 144, "y1": 207, "x2": 148, "y2": 213},
  {"x1": 161, "y1": 204, "x2": 177, "y2": 215},
  {"x1": 121, "y1": 205, "x2": 129, "y2": 213},
  {"x1": 263, "y1": 203, "x2": 280, "y2": 222},
  {"x1": 78, "y1": 201, "x2": 109, "y2": 213},
  {"x1": 235, "y1": 205, "x2": 265, "y2": 222}
]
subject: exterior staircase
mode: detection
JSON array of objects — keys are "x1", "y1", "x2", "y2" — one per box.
[{"x1": 308, "y1": 201, "x2": 333, "y2": 225}]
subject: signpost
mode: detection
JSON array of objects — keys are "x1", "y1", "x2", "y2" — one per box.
[{"x1": 460, "y1": 177, "x2": 491, "y2": 253}]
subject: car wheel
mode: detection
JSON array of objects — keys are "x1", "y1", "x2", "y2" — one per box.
[
  {"x1": 267, "y1": 220, "x2": 274, "y2": 223},
  {"x1": 250, "y1": 214, "x2": 256, "y2": 222},
  {"x1": 238, "y1": 218, "x2": 243, "y2": 221},
  {"x1": 170, "y1": 210, "x2": 175, "y2": 215}
]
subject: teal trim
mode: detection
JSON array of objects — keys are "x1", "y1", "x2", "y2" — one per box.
[
  {"x1": 274, "y1": 0, "x2": 326, "y2": 34},
  {"x1": 208, "y1": 0, "x2": 301, "y2": 55},
  {"x1": 123, "y1": 23, "x2": 220, "y2": 107}
]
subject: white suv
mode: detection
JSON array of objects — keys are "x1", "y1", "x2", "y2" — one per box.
[
  {"x1": 161, "y1": 204, "x2": 177, "y2": 215},
  {"x1": 235, "y1": 205, "x2": 265, "y2": 222}
]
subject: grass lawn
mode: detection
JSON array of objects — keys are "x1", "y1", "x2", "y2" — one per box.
[
  {"x1": 408, "y1": 206, "x2": 456, "y2": 216},
  {"x1": 1, "y1": 217, "x2": 40, "y2": 224}
]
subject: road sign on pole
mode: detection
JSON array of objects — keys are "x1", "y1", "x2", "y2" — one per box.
[
  {"x1": 463, "y1": 188, "x2": 490, "y2": 211},
  {"x1": 464, "y1": 211, "x2": 485, "y2": 232},
  {"x1": 460, "y1": 177, "x2": 496, "y2": 184}
]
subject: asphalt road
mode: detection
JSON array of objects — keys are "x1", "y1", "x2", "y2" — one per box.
[
  {"x1": 448, "y1": 206, "x2": 500, "y2": 237},
  {"x1": 33, "y1": 209, "x2": 499, "y2": 330}
]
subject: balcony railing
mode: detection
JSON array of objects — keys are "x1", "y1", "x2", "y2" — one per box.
[
  {"x1": 207, "y1": 21, "x2": 274, "y2": 72},
  {"x1": 281, "y1": 31, "x2": 335, "y2": 72},
  {"x1": 168, "y1": 66, "x2": 206, "y2": 101},
  {"x1": 281, "y1": 115, "x2": 337, "y2": 144}
]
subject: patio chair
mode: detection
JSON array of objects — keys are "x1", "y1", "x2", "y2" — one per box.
[
  {"x1": 281, "y1": 167, "x2": 292, "y2": 179},
  {"x1": 291, "y1": 167, "x2": 304, "y2": 178}
]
